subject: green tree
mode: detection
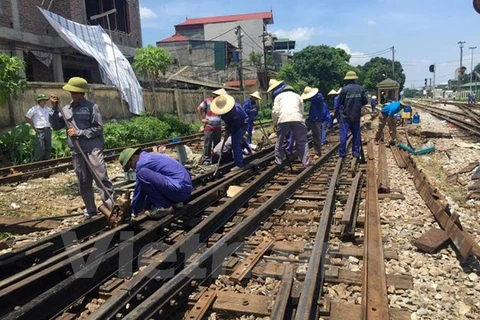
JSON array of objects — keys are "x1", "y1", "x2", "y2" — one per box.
[
  {"x1": 248, "y1": 51, "x2": 263, "y2": 68},
  {"x1": 474, "y1": 63, "x2": 480, "y2": 75},
  {"x1": 0, "y1": 53, "x2": 27, "y2": 102},
  {"x1": 290, "y1": 45, "x2": 355, "y2": 95},
  {"x1": 132, "y1": 45, "x2": 173, "y2": 91},
  {"x1": 403, "y1": 88, "x2": 421, "y2": 98},
  {"x1": 357, "y1": 57, "x2": 406, "y2": 92},
  {"x1": 277, "y1": 62, "x2": 307, "y2": 93}
]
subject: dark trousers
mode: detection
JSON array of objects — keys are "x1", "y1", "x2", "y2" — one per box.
[
  {"x1": 306, "y1": 120, "x2": 322, "y2": 155},
  {"x1": 34, "y1": 127, "x2": 52, "y2": 161},
  {"x1": 203, "y1": 130, "x2": 222, "y2": 162},
  {"x1": 339, "y1": 122, "x2": 361, "y2": 158}
]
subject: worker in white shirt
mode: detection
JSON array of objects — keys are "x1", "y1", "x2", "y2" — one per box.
[{"x1": 25, "y1": 93, "x2": 53, "y2": 161}]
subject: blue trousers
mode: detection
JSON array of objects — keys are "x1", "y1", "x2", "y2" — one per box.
[
  {"x1": 321, "y1": 121, "x2": 329, "y2": 145},
  {"x1": 231, "y1": 125, "x2": 248, "y2": 167},
  {"x1": 339, "y1": 122, "x2": 361, "y2": 158},
  {"x1": 136, "y1": 167, "x2": 191, "y2": 209},
  {"x1": 246, "y1": 121, "x2": 254, "y2": 144}
]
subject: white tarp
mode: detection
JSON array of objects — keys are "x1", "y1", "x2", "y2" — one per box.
[{"x1": 39, "y1": 7, "x2": 144, "y2": 115}]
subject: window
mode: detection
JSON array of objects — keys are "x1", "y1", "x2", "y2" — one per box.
[{"x1": 85, "y1": 0, "x2": 130, "y2": 33}]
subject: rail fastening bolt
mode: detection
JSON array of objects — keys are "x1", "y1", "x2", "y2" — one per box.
[
  {"x1": 115, "y1": 313, "x2": 123, "y2": 319},
  {"x1": 169, "y1": 299, "x2": 177, "y2": 307}
]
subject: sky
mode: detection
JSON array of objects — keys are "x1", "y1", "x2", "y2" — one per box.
[{"x1": 138, "y1": 0, "x2": 480, "y2": 89}]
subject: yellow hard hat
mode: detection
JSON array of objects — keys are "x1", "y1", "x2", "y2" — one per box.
[
  {"x1": 344, "y1": 71, "x2": 358, "y2": 80},
  {"x1": 62, "y1": 77, "x2": 89, "y2": 93}
]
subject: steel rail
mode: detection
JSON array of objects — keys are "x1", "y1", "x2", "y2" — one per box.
[
  {"x1": 0, "y1": 154, "x2": 276, "y2": 320},
  {"x1": 121, "y1": 143, "x2": 340, "y2": 320},
  {"x1": 362, "y1": 141, "x2": 389, "y2": 320},
  {"x1": 413, "y1": 102, "x2": 480, "y2": 136},
  {"x1": 294, "y1": 156, "x2": 342, "y2": 320},
  {"x1": 88, "y1": 155, "x2": 279, "y2": 320},
  {"x1": 0, "y1": 145, "x2": 275, "y2": 278}
]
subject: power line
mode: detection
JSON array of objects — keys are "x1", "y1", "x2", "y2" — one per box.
[
  {"x1": 240, "y1": 27, "x2": 264, "y2": 52},
  {"x1": 349, "y1": 48, "x2": 392, "y2": 57}
]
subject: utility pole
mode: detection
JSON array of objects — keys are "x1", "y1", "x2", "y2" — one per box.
[
  {"x1": 261, "y1": 31, "x2": 268, "y2": 90},
  {"x1": 469, "y1": 46, "x2": 477, "y2": 94},
  {"x1": 391, "y1": 46, "x2": 395, "y2": 76},
  {"x1": 236, "y1": 25, "x2": 244, "y2": 91},
  {"x1": 433, "y1": 63, "x2": 436, "y2": 89},
  {"x1": 458, "y1": 41, "x2": 466, "y2": 96}
]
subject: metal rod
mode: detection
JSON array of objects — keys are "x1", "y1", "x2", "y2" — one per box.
[{"x1": 56, "y1": 105, "x2": 115, "y2": 207}]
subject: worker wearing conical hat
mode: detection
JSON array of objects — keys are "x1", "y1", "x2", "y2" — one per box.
[
  {"x1": 243, "y1": 91, "x2": 262, "y2": 144},
  {"x1": 268, "y1": 79, "x2": 310, "y2": 167},
  {"x1": 301, "y1": 86, "x2": 325, "y2": 158},
  {"x1": 210, "y1": 94, "x2": 249, "y2": 171},
  {"x1": 196, "y1": 88, "x2": 227, "y2": 165},
  {"x1": 337, "y1": 71, "x2": 368, "y2": 159}
]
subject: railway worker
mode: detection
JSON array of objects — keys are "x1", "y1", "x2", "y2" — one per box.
[
  {"x1": 268, "y1": 79, "x2": 310, "y2": 167},
  {"x1": 210, "y1": 94, "x2": 249, "y2": 171},
  {"x1": 301, "y1": 86, "x2": 325, "y2": 158},
  {"x1": 473, "y1": 92, "x2": 477, "y2": 105},
  {"x1": 25, "y1": 93, "x2": 53, "y2": 161},
  {"x1": 371, "y1": 95, "x2": 378, "y2": 113},
  {"x1": 50, "y1": 77, "x2": 115, "y2": 218},
  {"x1": 338, "y1": 71, "x2": 368, "y2": 159},
  {"x1": 374, "y1": 99, "x2": 409, "y2": 145},
  {"x1": 197, "y1": 88, "x2": 227, "y2": 165},
  {"x1": 212, "y1": 136, "x2": 253, "y2": 165},
  {"x1": 322, "y1": 101, "x2": 333, "y2": 145},
  {"x1": 243, "y1": 91, "x2": 261, "y2": 144},
  {"x1": 119, "y1": 148, "x2": 193, "y2": 219}
]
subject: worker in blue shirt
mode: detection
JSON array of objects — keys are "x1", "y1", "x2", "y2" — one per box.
[
  {"x1": 338, "y1": 71, "x2": 368, "y2": 158},
  {"x1": 211, "y1": 94, "x2": 249, "y2": 171},
  {"x1": 243, "y1": 91, "x2": 261, "y2": 144},
  {"x1": 371, "y1": 95, "x2": 378, "y2": 113},
  {"x1": 322, "y1": 101, "x2": 333, "y2": 145},
  {"x1": 301, "y1": 86, "x2": 324, "y2": 158},
  {"x1": 119, "y1": 148, "x2": 193, "y2": 219},
  {"x1": 374, "y1": 99, "x2": 409, "y2": 145}
]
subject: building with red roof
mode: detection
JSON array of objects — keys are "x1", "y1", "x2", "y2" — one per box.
[{"x1": 157, "y1": 11, "x2": 275, "y2": 89}]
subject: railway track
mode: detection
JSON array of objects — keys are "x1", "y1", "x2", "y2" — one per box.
[
  {"x1": 0, "y1": 121, "x2": 274, "y2": 185},
  {"x1": 412, "y1": 101, "x2": 480, "y2": 137},
  {"x1": 0, "y1": 142, "x2": 279, "y2": 319},
  {"x1": 0, "y1": 129, "x2": 415, "y2": 320}
]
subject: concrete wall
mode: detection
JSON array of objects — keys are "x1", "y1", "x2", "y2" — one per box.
[
  {"x1": 204, "y1": 19, "x2": 264, "y2": 59},
  {"x1": 0, "y1": 82, "x2": 271, "y2": 132}
]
